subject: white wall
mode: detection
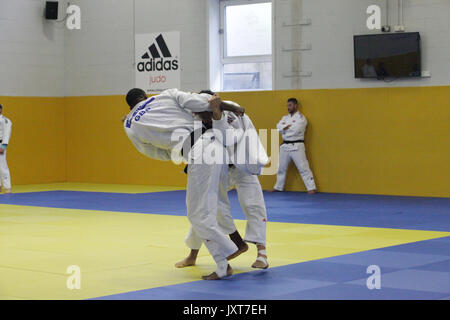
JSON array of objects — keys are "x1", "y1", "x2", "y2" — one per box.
[
  {"x1": 135, "y1": 0, "x2": 209, "y2": 93},
  {"x1": 64, "y1": 0, "x2": 209, "y2": 96},
  {"x1": 274, "y1": 0, "x2": 450, "y2": 89},
  {"x1": 64, "y1": 0, "x2": 134, "y2": 96},
  {"x1": 1, "y1": 0, "x2": 449, "y2": 97},
  {"x1": 0, "y1": 0, "x2": 65, "y2": 96}
]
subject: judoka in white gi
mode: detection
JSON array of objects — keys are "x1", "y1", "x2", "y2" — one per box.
[
  {"x1": 0, "y1": 104, "x2": 12, "y2": 194},
  {"x1": 123, "y1": 88, "x2": 245, "y2": 280},
  {"x1": 176, "y1": 95, "x2": 269, "y2": 270},
  {"x1": 272, "y1": 98, "x2": 317, "y2": 194}
]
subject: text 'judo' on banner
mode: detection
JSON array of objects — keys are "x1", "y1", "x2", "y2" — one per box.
[{"x1": 135, "y1": 31, "x2": 180, "y2": 94}]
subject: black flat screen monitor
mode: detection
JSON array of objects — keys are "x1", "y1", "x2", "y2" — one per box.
[{"x1": 354, "y1": 32, "x2": 421, "y2": 78}]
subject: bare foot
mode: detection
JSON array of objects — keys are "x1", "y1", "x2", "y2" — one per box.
[
  {"x1": 202, "y1": 264, "x2": 233, "y2": 280},
  {"x1": 307, "y1": 190, "x2": 317, "y2": 194},
  {"x1": 251, "y1": 245, "x2": 269, "y2": 269},
  {"x1": 175, "y1": 257, "x2": 196, "y2": 268},
  {"x1": 269, "y1": 189, "x2": 282, "y2": 192},
  {"x1": 251, "y1": 254, "x2": 269, "y2": 269},
  {"x1": 226, "y1": 243, "x2": 248, "y2": 261},
  {"x1": 175, "y1": 249, "x2": 198, "y2": 268}
]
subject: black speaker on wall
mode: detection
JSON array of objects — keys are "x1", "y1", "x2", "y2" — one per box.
[{"x1": 45, "y1": 1, "x2": 59, "y2": 20}]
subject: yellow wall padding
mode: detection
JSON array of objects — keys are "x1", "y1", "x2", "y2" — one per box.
[
  {"x1": 0, "y1": 96, "x2": 66, "y2": 184},
  {"x1": 2, "y1": 86, "x2": 449, "y2": 197}
]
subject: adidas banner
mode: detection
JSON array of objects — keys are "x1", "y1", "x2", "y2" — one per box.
[{"x1": 135, "y1": 31, "x2": 180, "y2": 94}]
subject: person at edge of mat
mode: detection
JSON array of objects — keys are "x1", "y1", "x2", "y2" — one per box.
[
  {"x1": 0, "y1": 104, "x2": 12, "y2": 194},
  {"x1": 270, "y1": 98, "x2": 317, "y2": 194},
  {"x1": 123, "y1": 88, "x2": 247, "y2": 280},
  {"x1": 175, "y1": 90, "x2": 269, "y2": 270}
]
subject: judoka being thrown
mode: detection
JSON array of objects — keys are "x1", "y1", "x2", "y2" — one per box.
[{"x1": 123, "y1": 88, "x2": 245, "y2": 280}]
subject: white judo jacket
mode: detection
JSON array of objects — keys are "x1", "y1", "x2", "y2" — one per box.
[
  {"x1": 124, "y1": 88, "x2": 213, "y2": 162},
  {"x1": 276, "y1": 111, "x2": 307, "y2": 142},
  {"x1": 214, "y1": 103, "x2": 269, "y2": 176},
  {"x1": 0, "y1": 115, "x2": 12, "y2": 145}
]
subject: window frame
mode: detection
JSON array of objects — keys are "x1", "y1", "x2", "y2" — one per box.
[{"x1": 219, "y1": 0, "x2": 273, "y2": 91}]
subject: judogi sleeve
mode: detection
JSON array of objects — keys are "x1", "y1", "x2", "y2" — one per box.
[
  {"x1": 1, "y1": 118, "x2": 12, "y2": 145},
  {"x1": 167, "y1": 89, "x2": 212, "y2": 113},
  {"x1": 226, "y1": 113, "x2": 269, "y2": 176},
  {"x1": 276, "y1": 117, "x2": 286, "y2": 133}
]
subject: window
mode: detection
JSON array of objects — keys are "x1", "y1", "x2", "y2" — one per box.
[{"x1": 220, "y1": 0, "x2": 272, "y2": 91}]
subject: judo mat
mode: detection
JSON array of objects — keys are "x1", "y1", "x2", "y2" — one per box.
[{"x1": 0, "y1": 183, "x2": 449, "y2": 300}]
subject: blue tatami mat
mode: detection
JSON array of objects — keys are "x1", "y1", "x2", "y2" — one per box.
[
  {"x1": 94, "y1": 237, "x2": 450, "y2": 300},
  {"x1": 1, "y1": 190, "x2": 449, "y2": 231}
]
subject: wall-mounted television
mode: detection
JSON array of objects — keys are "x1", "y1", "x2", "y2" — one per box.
[{"x1": 354, "y1": 32, "x2": 421, "y2": 79}]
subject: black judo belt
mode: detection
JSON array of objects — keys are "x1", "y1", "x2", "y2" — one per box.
[
  {"x1": 281, "y1": 139, "x2": 304, "y2": 145},
  {"x1": 181, "y1": 127, "x2": 207, "y2": 174}
]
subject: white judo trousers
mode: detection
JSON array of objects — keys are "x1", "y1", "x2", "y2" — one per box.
[
  {"x1": 274, "y1": 142, "x2": 316, "y2": 191},
  {"x1": 185, "y1": 132, "x2": 238, "y2": 266},
  {"x1": 229, "y1": 166, "x2": 267, "y2": 245},
  {"x1": 274, "y1": 111, "x2": 316, "y2": 191},
  {"x1": 185, "y1": 165, "x2": 267, "y2": 250},
  {"x1": 123, "y1": 89, "x2": 238, "y2": 275},
  {"x1": 0, "y1": 114, "x2": 12, "y2": 190},
  {"x1": 185, "y1": 108, "x2": 268, "y2": 250},
  {"x1": 0, "y1": 149, "x2": 11, "y2": 189}
]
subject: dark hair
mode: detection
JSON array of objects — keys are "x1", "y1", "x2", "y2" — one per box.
[
  {"x1": 0, "y1": 104, "x2": 2, "y2": 110},
  {"x1": 199, "y1": 90, "x2": 215, "y2": 95},
  {"x1": 126, "y1": 88, "x2": 147, "y2": 109},
  {"x1": 287, "y1": 98, "x2": 298, "y2": 105}
]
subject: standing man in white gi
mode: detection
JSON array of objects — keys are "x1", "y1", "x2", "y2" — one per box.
[
  {"x1": 0, "y1": 104, "x2": 12, "y2": 194},
  {"x1": 271, "y1": 98, "x2": 317, "y2": 194},
  {"x1": 123, "y1": 88, "x2": 244, "y2": 280},
  {"x1": 176, "y1": 95, "x2": 269, "y2": 270}
]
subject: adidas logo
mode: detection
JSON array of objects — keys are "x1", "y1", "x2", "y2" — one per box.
[
  {"x1": 141, "y1": 34, "x2": 172, "y2": 59},
  {"x1": 137, "y1": 34, "x2": 179, "y2": 72}
]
